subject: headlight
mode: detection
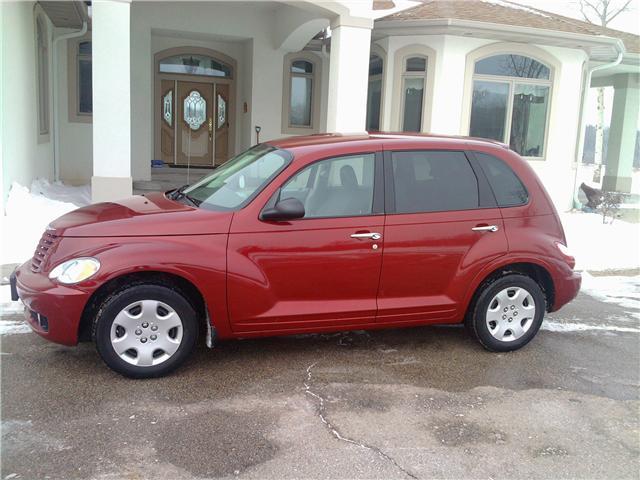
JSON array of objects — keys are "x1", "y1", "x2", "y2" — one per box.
[{"x1": 49, "y1": 257, "x2": 100, "y2": 284}]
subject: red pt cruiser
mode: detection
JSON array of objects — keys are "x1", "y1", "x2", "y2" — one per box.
[{"x1": 11, "y1": 134, "x2": 581, "y2": 378}]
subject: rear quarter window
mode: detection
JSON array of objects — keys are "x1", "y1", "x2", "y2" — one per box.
[{"x1": 475, "y1": 152, "x2": 528, "y2": 206}]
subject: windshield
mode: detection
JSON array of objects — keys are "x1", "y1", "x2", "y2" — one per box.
[{"x1": 183, "y1": 144, "x2": 291, "y2": 211}]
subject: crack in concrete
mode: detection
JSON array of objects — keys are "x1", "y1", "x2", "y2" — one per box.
[{"x1": 304, "y1": 363, "x2": 418, "y2": 480}]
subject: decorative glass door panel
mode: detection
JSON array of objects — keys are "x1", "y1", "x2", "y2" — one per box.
[
  {"x1": 214, "y1": 83, "x2": 230, "y2": 166},
  {"x1": 160, "y1": 80, "x2": 175, "y2": 165},
  {"x1": 176, "y1": 81, "x2": 214, "y2": 166}
]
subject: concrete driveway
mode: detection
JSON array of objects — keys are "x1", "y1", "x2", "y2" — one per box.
[{"x1": 1, "y1": 289, "x2": 638, "y2": 480}]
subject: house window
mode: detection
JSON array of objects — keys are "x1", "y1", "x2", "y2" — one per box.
[
  {"x1": 159, "y1": 54, "x2": 232, "y2": 78},
  {"x1": 289, "y1": 60, "x2": 314, "y2": 127},
  {"x1": 469, "y1": 54, "x2": 552, "y2": 158},
  {"x1": 282, "y1": 53, "x2": 321, "y2": 134},
  {"x1": 401, "y1": 56, "x2": 427, "y2": 132},
  {"x1": 366, "y1": 54, "x2": 383, "y2": 131},
  {"x1": 77, "y1": 41, "x2": 92, "y2": 115},
  {"x1": 36, "y1": 15, "x2": 49, "y2": 136},
  {"x1": 68, "y1": 35, "x2": 92, "y2": 123}
]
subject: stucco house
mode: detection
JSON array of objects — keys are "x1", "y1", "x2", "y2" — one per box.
[{"x1": 2, "y1": 0, "x2": 639, "y2": 211}]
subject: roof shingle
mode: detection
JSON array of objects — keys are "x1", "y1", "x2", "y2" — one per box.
[{"x1": 379, "y1": 0, "x2": 639, "y2": 54}]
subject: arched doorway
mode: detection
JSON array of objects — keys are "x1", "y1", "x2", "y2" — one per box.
[{"x1": 154, "y1": 47, "x2": 236, "y2": 167}]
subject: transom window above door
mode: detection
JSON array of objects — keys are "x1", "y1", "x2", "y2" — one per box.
[
  {"x1": 159, "y1": 54, "x2": 232, "y2": 78},
  {"x1": 469, "y1": 53, "x2": 552, "y2": 158}
]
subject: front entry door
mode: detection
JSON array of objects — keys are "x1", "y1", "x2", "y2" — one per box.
[{"x1": 177, "y1": 81, "x2": 214, "y2": 166}]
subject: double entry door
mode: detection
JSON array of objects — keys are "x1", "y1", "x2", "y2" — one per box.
[{"x1": 160, "y1": 80, "x2": 230, "y2": 167}]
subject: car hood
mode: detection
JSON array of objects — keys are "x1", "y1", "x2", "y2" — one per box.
[{"x1": 49, "y1": 192, "x2": 233, "y2": 237}]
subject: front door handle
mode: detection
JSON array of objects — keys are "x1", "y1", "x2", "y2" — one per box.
[
  {"x1": 351, "y1": 232, "x2": 382, "y2": 240},
  {"x1": 472, "y1": 225, "x2": 499, "y2": 232}
]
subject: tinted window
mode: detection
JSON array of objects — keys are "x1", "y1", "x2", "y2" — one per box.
[
  {"x1": 281, "y1": 154, "x2": 375, "y2": 218},
  {"x1": 475, "y1": 152, "x2": 528, "y2": 206},
  {"x1": 391, "y1": 151, "x2": 479, "y2": 213}
]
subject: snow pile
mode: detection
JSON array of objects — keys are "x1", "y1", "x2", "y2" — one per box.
[
  {"x1": 560, "y1": 212, "x2": 640, "y2": 271},
  {"x1": 1, "y1": 180, "x2": 90, "y2": 266},
  {"x1": 580, "y1": 271, "x2": 640, "y2": 318}
]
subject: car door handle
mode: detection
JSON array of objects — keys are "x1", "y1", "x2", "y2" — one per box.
[
  {"x1": 472, "y1": 225, "x2": 499, "y2": 232},
  {"x1": 351, "y1": 232, "x2": 382, "y2": 240}
]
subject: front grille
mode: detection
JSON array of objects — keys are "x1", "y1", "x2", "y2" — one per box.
[{"x1": 31, "y1": 231, "x2": 59, "y2": 273}]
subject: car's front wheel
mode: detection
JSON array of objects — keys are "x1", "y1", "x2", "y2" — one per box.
[
  {"x1": 93, "y1": 284, "x2": 198, "y2": 378},
  {"x1": 466, "y1": 274, "x2": 545, "y2": 352}
]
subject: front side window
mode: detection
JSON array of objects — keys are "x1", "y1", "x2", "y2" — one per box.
[
  {"x1": 366, "y1": 54, "x2": 383, "y2": 131},
  {"x1": 36, "y1": 15, "x2": 49, "y2": 135},
  {"x1": 401, "y1": 57, "x2": 427, "y2": 132},
  {"x1": 391, "y1": 151, "x2": 479, "y2": 213},
  {"x1": 475, "y1": 152, "x2": 528, "y2": 206},
  {"x1": 469, "y1": 54, "x2": 552, "y2": 158},
  {"x1": 280, "y1": 154, "x2": 375, "y2": 218},
  {"x1": 289, "y1": 60, "x2": 314, "y2": 127},
  {"x1": 184, "y1": 144, "x2": 290, "y2": 210}
]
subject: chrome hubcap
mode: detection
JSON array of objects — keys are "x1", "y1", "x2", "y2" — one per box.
[
  {"x1": 110, "y1": 300, "x2": 183, "y2": 367},
  {"x1": 486, "y1": 287, "x2": 536, "y2": 342}
]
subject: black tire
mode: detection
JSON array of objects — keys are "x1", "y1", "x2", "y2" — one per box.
[
  {"x1": 93, "y1": 284, "x2": 198, "y2": 378},
  {"x1": 465, "y1": 274, "x2": 546, "y2": 352}
]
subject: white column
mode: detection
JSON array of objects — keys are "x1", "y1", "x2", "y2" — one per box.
[
  {"x1": 326, "y1": 17, "x2": 372, "y2": 133},
  {"x1": 91, "y1": 0, "x2": 132, "y2": 202},
  {"x1": 602, "y1": 73, "x2": 639, "y2": 193}
]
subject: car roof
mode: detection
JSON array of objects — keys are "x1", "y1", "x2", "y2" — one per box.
[{"x1": 267, "y1": 132, "x2": 509, "y2": 151}]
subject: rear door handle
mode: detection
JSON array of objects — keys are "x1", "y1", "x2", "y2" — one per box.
[
  {"x1": 351, "y1": 232, "x2": 382, "y2": 240},
  {"x1": 472, "y1": 225, "x2": 499, "y2": 232}
]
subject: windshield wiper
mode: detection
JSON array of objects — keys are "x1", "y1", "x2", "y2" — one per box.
[{"x1": 169, "y1": 184, "x2": 201, "y2": 207}]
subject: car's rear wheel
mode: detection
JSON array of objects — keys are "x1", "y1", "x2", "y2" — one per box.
[
  {"x1": 466, "y1": 274, "x2": 545, "y2": 352},
  {"x1": 93, "y1": 284, "x2": 198, "y2": 378}
]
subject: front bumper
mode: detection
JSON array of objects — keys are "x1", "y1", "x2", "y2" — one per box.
[{"x1": 11, "y1": 262, "x2": 90, "y2": 346}]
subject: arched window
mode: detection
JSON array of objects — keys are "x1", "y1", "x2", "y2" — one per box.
[
  {"x1": 36, "y1": 14, "x2": 49, "y2": 135},
  {"x1": 469, "y1": 54, "x2": 552, "y2": 158},
  {"x1": 401, "y1": 56, "x2": 427, "y2": 132},
  {"x1": 282, "y1": 52, "x2": 321, "y2": 133},
  {"x1": 366, "y1": 54, "x2": 383, "y2": 131},
  {"x1": 159, "y1": 54, "x2": 232, "y2": 78},
  {"x1": 289, "y1": 60, "x2": 314, "y2": 127}
]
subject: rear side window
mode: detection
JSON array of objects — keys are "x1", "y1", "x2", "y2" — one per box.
[
  {"x1": 391, "y1": 151, "x2": 479, "y2": 213},
  {"x1": 475, "y1": 152, "x2": 528, "y2": 206}
]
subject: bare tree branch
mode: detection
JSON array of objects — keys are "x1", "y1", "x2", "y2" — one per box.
[
  {"x1": 579, "y1": 0, "x2": 633, "y2": 27},
  {"x1": 605, "y1": 0, "x2": 633, "y2": 24}
]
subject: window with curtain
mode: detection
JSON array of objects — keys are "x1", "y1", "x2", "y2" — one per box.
[
  {"x1": 366, "y1": 54, "x2": 383, "y2": 131},
  {"x1": 36, "y1": 15, "x2": 49, "y2": 135},
  {"x1": 469, "y1": 54, "x2": 552, "y2": 158},
  {"x1": 289, "y1": 60, "x2": 314, "y2": 127},
  {"x1": 77, "y1": 41, "x2": 92, "y2": 115},
  {"x1": 401, "y1": 56, "x2": 426, "y2": 133}
]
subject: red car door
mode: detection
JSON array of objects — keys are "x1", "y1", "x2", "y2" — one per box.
[
  {"x1": 227, "y1": 151, "x2": 385, "y2": 334},
  {"x1": 376, "y1": 147, "x2": 508, "y2": 325}
]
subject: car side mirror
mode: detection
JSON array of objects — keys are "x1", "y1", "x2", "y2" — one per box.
[{"x1": 261, "y1": 197, "x2": 305, "y2": 221}]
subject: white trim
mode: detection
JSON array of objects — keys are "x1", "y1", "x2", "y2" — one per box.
[
  {"x1": 34, "y1": 11, "x2": 50, "y2": 141},
  {"x1": 366, "y1": 43, "x2": 387, "y2": 132}
]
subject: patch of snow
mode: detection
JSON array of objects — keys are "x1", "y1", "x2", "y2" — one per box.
[
  {"x1": 560, "y1": 212, "x2": 640, "y2": 271},
  {"x1": 0, "y1": 319, "x2": 31, "y2": 336},
  {"x1": 481, "y1": 0, "x2": 551, "y2": 18},
  {"x1": 1, "y1": 180, "x2": 90, "y2": 266},
  {"x1": 580, "y1": 272, "x2": 640, "y2": 318},
  {"x1": 541, "y1": 321, "x2": 639, "y2": 334},
  {"x1": 1, "y1": 285, "x2": 29, "y2": 335}
]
